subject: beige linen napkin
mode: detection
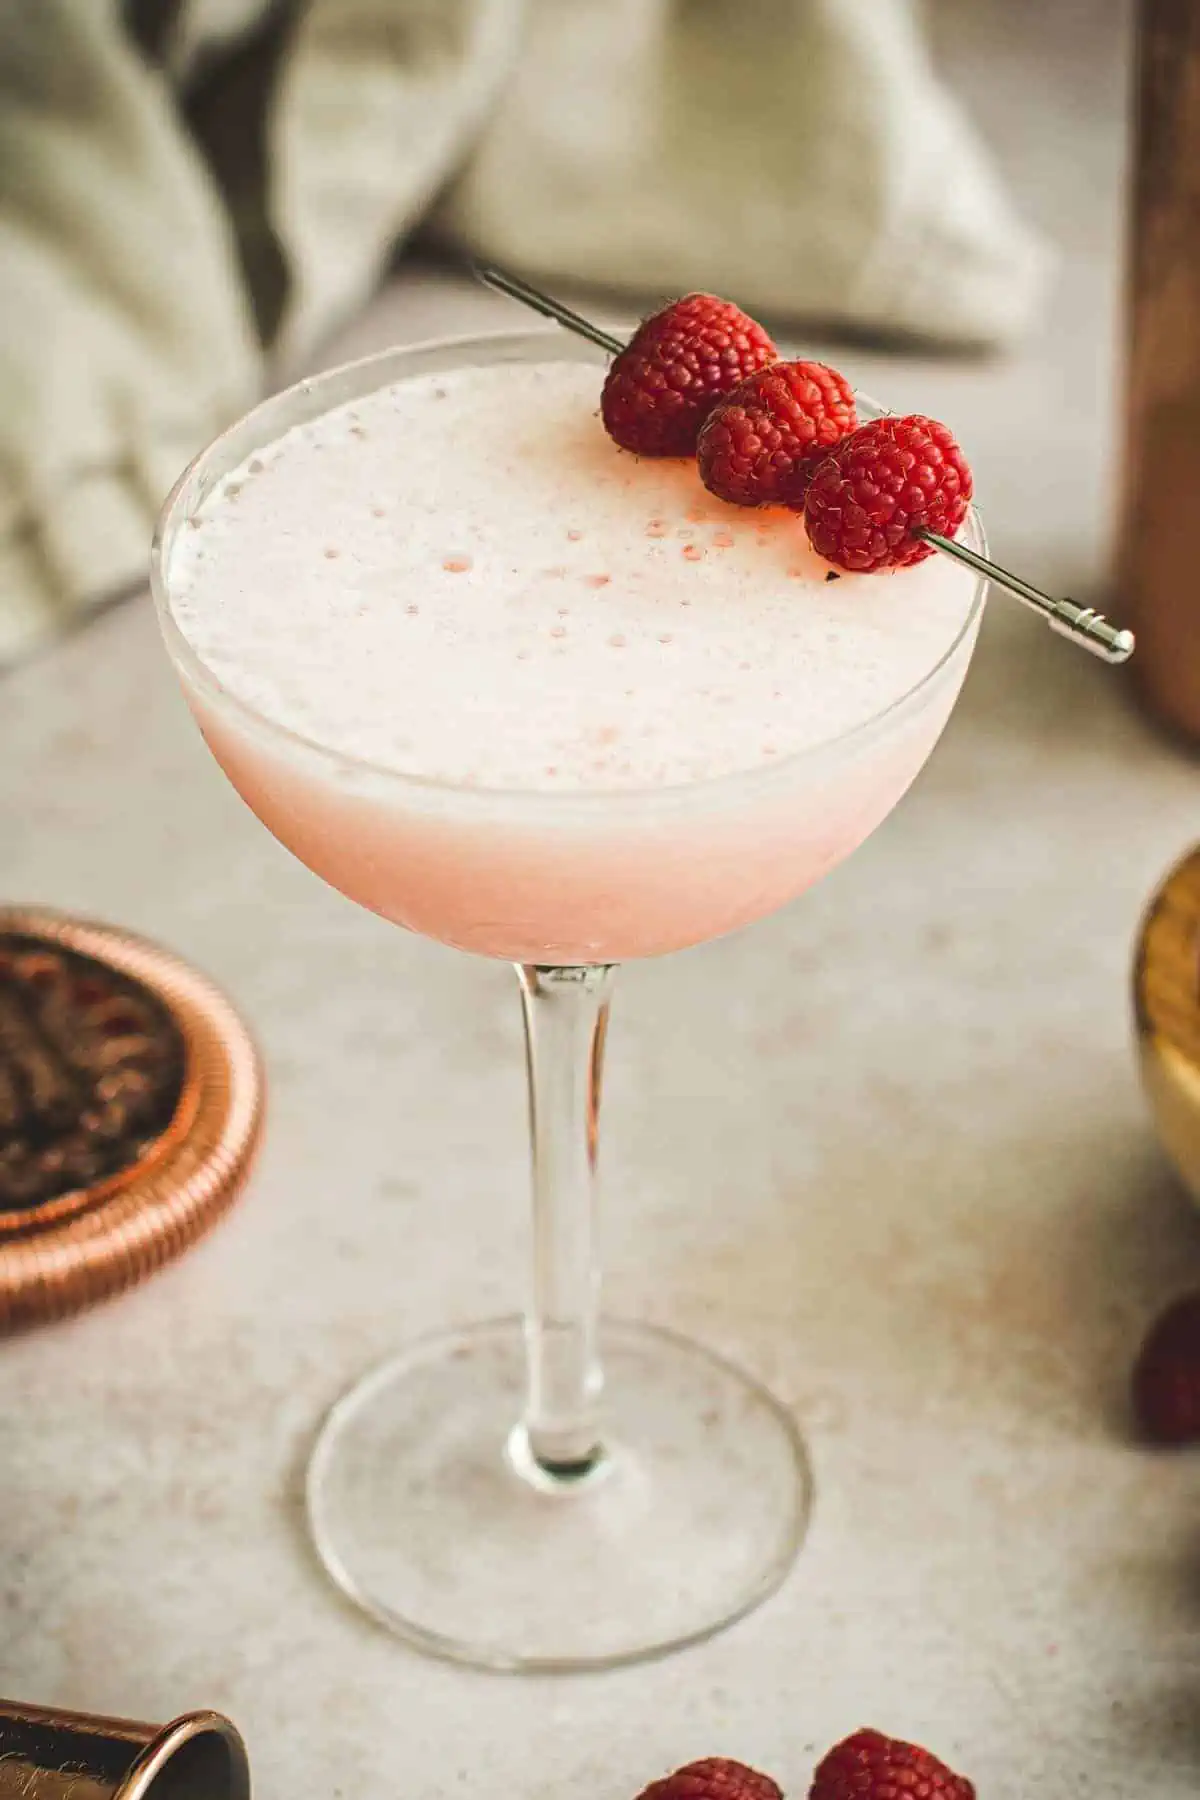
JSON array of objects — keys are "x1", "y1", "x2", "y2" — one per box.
[
  {"x1": 0, "y1": 0, "x2": 1046, "y2": 666},
  {"x1": 442, "y1": 0, "x2": 1047, "y2": 352}
]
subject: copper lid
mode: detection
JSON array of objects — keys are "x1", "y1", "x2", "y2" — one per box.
[{"x1": 0, "y1": 908, "x2": 263, "y2": 1331}]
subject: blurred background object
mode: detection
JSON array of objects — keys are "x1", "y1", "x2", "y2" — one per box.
[
  {"x1": 1134, "y1": 844, "x2": 1200, "y2": 1216},
  {"x1": 1120, "y1": 0, "x2": 1200, "y2": 744},
  {"x1": 0, "y1": 0, "x2": 1046, "y2": 665}
]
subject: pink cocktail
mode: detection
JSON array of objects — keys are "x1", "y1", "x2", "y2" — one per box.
[{"x1": 153, "y1": 332, "x2": 986, "y2": 1671}]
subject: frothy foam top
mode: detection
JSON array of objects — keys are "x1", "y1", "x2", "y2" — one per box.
[{"x1": 168, "y1": 358, "x2": 977, "y2": 792}]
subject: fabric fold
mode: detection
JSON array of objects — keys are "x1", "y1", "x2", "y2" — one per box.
[{"x1": 0, "y1": 0, "x2": 1048, "y2": 665}]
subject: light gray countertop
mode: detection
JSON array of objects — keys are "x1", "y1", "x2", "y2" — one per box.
[{"x1": 5, "y1": 4, "x2": 1200, "y2": 1795}]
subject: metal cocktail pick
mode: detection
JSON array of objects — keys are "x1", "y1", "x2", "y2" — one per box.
[{"x1": 474, "y1": 262, "x2": 1135, "y2": 667}]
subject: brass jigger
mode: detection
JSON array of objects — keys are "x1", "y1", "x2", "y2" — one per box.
[
  {"x1": 0, "y1": 1699, "x2": 250, "y2": 1800},
  {"x1": 473, "y1": 263, "x2": 1135, "y2": 667}
]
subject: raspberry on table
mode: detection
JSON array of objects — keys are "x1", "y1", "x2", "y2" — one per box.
[
  {"x1": 601, "y1": 295, "x2": 777, "y2": 457},
  {"x1": 697, "y1": 360, "x2": 857, "y2": 508},
  {"x1": 803, "y1": 415, "x2": 973, "y2": 573},
  {"x1": 635, "y1": 1758, "x2": 783, "y2": 1800},
  {"x1": 1132, "y1": 1290, "x2": 1200, "y2": 1444},
  {"x1": 810, "y1": 1729, "x2": 975, "y2": 1800}
]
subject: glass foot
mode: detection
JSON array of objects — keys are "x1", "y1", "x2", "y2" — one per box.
[{"x1": 306, "y1": 1317, "x2": 813, "y2": 1671}]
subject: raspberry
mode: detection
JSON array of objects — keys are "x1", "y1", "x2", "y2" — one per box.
[
  {"x1": 1132, "y1": 1291, "x2": 1200, "y2": 1444},
  {"x1": 811, "y1": 1730, "x2": 974, "y2": 1800},
  {"x1": 601, "y1": 295, "x2": 777, "y2": 457},
  {"x1": 697, "y1": 361, "x2": 857, "y2": 507},
  {"x1": 804, "y1": 416, "x2": 973, "y2": 573},
  {"x1": 635, "y1": 1760, "x2": 782, "y2": 1800}
]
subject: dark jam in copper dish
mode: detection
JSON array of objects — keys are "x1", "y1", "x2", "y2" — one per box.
[{"x1": 0, "y1": 935, "x2": 186, "y2": 1213}]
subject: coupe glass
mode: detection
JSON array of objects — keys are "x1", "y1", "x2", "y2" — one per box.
[{"x1": 151, "y1": 331, "x2": 987, "y2": 1672}]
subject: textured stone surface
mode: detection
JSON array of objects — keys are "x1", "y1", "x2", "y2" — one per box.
[{"x1": 5, "y1": 3, "x2": 1200, "y2": 1795}]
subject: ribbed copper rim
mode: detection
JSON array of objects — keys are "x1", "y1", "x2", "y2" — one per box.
[{"x1": 0, "y1": 909, "x2": 264, "y2": 1332}]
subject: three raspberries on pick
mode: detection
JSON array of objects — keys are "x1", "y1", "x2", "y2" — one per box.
[
  {"x1": 637, "y1": 1735, "x2": 974, "y2": 1800},
  {"x1": 600, "y1": 294, "x2": 972, "y2": 574}
]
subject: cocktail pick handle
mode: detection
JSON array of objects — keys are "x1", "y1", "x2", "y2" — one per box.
[
  {"x1": 473, "y1": 262, "x2": 1135, "y2": 666},
  {"x1": 914, "y1": 531, "x2": 1134, "y2": 664}
]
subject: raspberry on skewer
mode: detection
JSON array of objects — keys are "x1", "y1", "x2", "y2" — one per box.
[
  {"x1": 697, "y1": 360, "x2": 857, "y2": 508},
  {"x1": 472, "y1": 263, "x2": 1135, "y2": 664},
  {"x1": 804, "y1": 415, "x2": 972, "y2": 572},
  {"x1": 600, "y1": 294, "x2": 778, "y2": 456}
]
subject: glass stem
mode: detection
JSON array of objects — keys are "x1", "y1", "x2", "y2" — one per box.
[{"x1": 515, "y1": 963, "x2": 616, "y2": 1478}]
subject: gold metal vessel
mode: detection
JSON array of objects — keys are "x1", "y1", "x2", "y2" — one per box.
[{"x1": 1134, "y1": 845, "x2": 1200, "y2": 1206}]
